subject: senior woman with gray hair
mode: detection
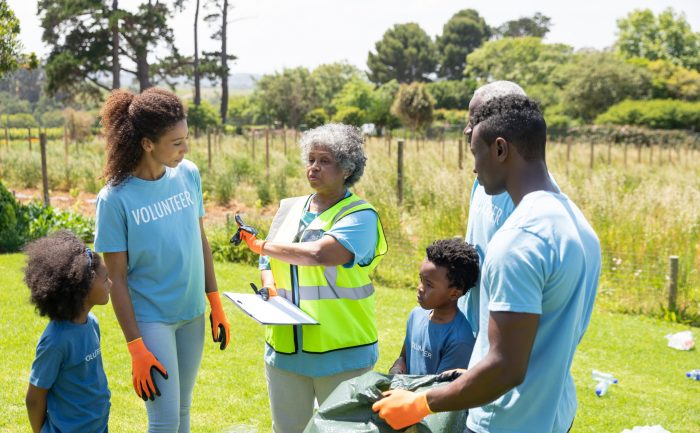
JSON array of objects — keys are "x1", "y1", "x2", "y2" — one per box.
[{"x1": 236, "y1": 123, "x2": 387, "y2": 433}]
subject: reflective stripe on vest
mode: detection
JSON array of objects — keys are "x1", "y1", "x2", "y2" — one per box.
[{"x1": 265, "y1": 193, "x2": 387, "y2": 354}]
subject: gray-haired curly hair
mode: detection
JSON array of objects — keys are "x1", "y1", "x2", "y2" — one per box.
[{"x1": 300, "y1": 123, "x2": 367, "y2": 188}]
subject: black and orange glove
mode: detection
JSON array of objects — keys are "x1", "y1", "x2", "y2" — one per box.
[
  {"x1": 127, "y1": 338, "x2": 168, "y2": 401},
  {"x1": 372, "y1": 389, "x2": 434, "y2": 430},
  {"x1": 207, "y1": 291, "x2": 231, "y2": 350},
  {"x1": 230, "y1": 214, "x2": 259, "y2": 246}
]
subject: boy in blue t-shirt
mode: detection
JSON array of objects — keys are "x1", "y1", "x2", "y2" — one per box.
[
  {"x1": 389, "y1": 238, "x2": 480, "y2": 375},
  {"x1": 24, "y1": 231, "x2": 112, "y2": 433}
]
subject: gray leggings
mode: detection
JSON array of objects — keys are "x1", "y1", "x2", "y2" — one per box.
[{"x1": 139, "y1": 314, "x2": 204, "y2": 433}]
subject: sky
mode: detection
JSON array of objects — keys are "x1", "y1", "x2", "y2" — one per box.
[{"x1": 8, "y1": 0, "x2": 700, "y2": 76}]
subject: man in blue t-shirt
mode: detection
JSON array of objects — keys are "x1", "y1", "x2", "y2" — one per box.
[
  {"x1": 373, "y1": 95, "x2": 601, "y2": 433},
  {"x1": 388, "y1": 239, "x2": 479, "y2": 376}
]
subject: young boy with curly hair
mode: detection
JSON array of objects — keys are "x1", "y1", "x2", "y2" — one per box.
[
  {"x1": 390, "y1": 238, "x2": 480, "y2": 375},
  {"x1": 24, "y1": 230, "x2": 112, "y2": 433}
]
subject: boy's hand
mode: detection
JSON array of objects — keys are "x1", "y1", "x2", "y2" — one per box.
[
  {"x1": 436, "y1": 368, "x2": 467, "y2": 382},
  {"x1": 389, "y1": 357, "x2": 407, "y2": 375}
]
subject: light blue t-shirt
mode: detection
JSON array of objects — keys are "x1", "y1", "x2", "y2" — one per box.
[
  {"x1": 404, "y1": 307, "x2": 474, "y2": 375},
  {"x1": 262, "y1": 192, "x2": 381, "y2": 377},
  {"x1": 466, "y1": 191, "x2": 601, "y2": 433},
  {"x1": 460, "y1": 176, "x2": 559, "y2": 337},
  {"x1": 30, "y1": 313, "x2": 110, "y2": 433},
  {"x1": 94, "y1": 159, "x2": 206, "y2": 323}
]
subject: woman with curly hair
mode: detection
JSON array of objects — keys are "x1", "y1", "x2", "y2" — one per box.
[
  {"x1": 25, "y1": 230, "x2": 112, "y2": 433},
  {"x1": 94, "y1": 87, "x2": 230, "y2": 433},
  {"x1": 234, "y1": 123, "x2": 388, "y2": 433}
]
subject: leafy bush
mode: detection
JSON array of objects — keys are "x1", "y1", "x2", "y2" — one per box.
[
  {"x1": 433, "y1": 109, "x2": 467, "y2": 127},
  {"x1": 304, "y1": 108, "x2": 328, "y2": 129},
  {"x1": 595, "y1": 99, "x2": 700, "y2": 130},
  {"x1": 208, "y1": 214, "x2": 272, "y2": 266},
  {"x1": 0, "y1": 113, "x2": 38, "y2": 128},
  {"x1": 0, "y1": 182, "x2": 30, "y2": 252},
  {"x1": 332, "y1": 106, "x2": 366, "y2": 127},
  {"x1": 24, "y1": 202, "x2": 95, "y2": 243},
  {"x1": 0, "y1": 183, "x2": 95, "y2": 252},
  {"x1": 187, "y1": 101, "x2": 220, "y2": 134}
]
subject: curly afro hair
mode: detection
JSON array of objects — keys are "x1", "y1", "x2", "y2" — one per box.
[
  {"x1": 24, "y1": 230, "x2": 101, "y2": 321},
  {"x1": 426, "y1": 238, "x2": 480, "y2": 295},
  {"x1": 469, "y1": 94, "x2": 546, "y2": 161},
  {"x1": 101, "y1": 87, "x2": 186, "y2": 186}
]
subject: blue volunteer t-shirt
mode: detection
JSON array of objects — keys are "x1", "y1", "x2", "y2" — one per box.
[
  {"x1": 467, "y1": 191, "x2": 600, "y2": 433},
  {"x1": 94, "y1": 159, "x2": 206, "y2": 323},
  {"x1": 459, "y1": 180, "x2": 515, "y2": 337},
  {"x1": 261, "y1": 191, "x2": 380, "y2": 377},
  {"x1": 460, "y1": 176, "x2": 559, "y2": 337},
  {"x1": 404, "y1": 307, "x2": 474, "y2": 375},
  {"x1": 29, "y1": 313, "x2": 110, "y2": 433}
]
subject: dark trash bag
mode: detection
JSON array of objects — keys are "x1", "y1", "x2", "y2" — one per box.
[{"x1": 304, "y1": 371, "x2": 466, "y2": 433}]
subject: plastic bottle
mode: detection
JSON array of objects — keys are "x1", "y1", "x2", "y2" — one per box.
[
  {"x1": 686, "y1": 369, "x2": 700, "y2": 381},
  {"x1": 591, "y1": 369, "x2": 618, "y2": 396}
]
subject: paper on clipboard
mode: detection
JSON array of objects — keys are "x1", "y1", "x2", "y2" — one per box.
[{"x1": 223, "y1": 292, "x2": 319, "y2": 325}]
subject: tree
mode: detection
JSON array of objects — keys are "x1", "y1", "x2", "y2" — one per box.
[
  {"x1": 616, "y1": 8, "x2": 700, "y2": 71},
  {"x1": 435, "y1": 9, "x2": 490, "y2": 80},
  {"x1": 311, "y1": 62, "x2": 363, "y2": 116},
  {"x1": 39, "y1": 0, "x2": 186, "y2": 97},
  {"x1": 203, "y1": 0, "x2": 236, "y2": 124},
  {"x1": 331, "y1": 77, "x2": 376, "y2": 114},
  {"x1": 367, "y1": 23, "x2": 438, "y2": 85},
  {"x1": 187, "y1": 100, "x2": 219, "y2": 134},
  {"x1": 629, "y1": 58, "x2": 700, "y2": 100},
  {"x1": 252, "y1": 67, "x2": 317, "y2": 128},
  {"x1": 555, "y1": 51, "x2": 652, "y2": 122},
  {"x1": 466, "y1": 37, "x2": 572, "y2": 89},
  {"x1": 426, "y1": 80, "x2": 476, "y2": 110},
  {"x1": 367, "y1": 79, "x2": 401, "y2": 133},
  {"x1": 0, "y1": 2, "x2": 27, "y2": 77},
  {"x1": 496, "y1": 12, "x2": 551, "y2": 38},
  {"x1": 391, "y1": 82, "x2": 435, "y2": 134},
  {"x1": 228, "y1": 95, "x2": 259, "y2": 127}
]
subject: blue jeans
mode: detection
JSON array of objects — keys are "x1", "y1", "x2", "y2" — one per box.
[{"x1": 139, "y1": 315, "x2": 204, "y2": 433}]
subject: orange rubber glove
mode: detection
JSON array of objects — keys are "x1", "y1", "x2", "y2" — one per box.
[
  {"x1": 372, "y1": 389, "x2": 434, "y2": 430},
  {"x1": 206, "y1": 291, "x2": 231, "y2": 350},
  {"x1": 240, "y1": 230, "x2": 267, "y2": 255},
  {"x1": 127, "y1": 338, "x2": 168, "y2": 401}
]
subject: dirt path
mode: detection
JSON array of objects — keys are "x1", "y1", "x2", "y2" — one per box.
[{"x1": 10, "y1": 187, "x2": 272, "y2": 227}]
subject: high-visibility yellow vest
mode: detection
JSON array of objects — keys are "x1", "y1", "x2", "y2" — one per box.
[{"x1": 266, "y1": 193, "x2": 387, "y2": 354}]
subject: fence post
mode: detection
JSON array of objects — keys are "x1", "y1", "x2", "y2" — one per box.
[
  {"x1": 458, "y1": 138, "x2": 463, "y2": 170},
  {"x1": 4, "y1": 124, "x2": 8, "y2": 149},
  {"x1": 649, "y1": 144, "x2": 653, "y2": 165},
  {"x1": 28, "y1": 127, "x2": 32, "y2": 152},
  {"x1": 387, "y1": 132, "x2": 392, "y2": 158},
  {"x1": 265, "y1": 128, "x2": 270, "y2": 180},
  {"x1": 623, "y1": 141, "x2": 628, "y2": 167},
  {"x1": 252, "y1": 129, "x2": 256, "y2": 161},
  {"x1": 607, "y1": 141, "x2": 612, "y2": 165},
  {"x1": 441, "y1": 136, "x2": 445, "y2": 162},
  {"x1": 589, "y1": 140, "x2": 594, "y2": 171},
  {"x1": 40, "y1": 133, "x2": 50, "y2": 207},
  {"x1": 667, "y1": 255, "x2": 679, "y2": 311},
  {"x1": 207, "y1": 129, "x2": 212, "y2": 170},
  {"x1": 637, "y1": 144, "x2": 642, "y2": 163},
  {"x1": 283, "y1": 126, "x2": 287, "y2": 155},
  {"x1": 397, "y1": 139, "x2": 404, "y2": 205}
]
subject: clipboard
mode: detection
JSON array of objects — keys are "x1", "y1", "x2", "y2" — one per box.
[{"x1": 223, "y1": 292, "x2": 319, "y2": 325}]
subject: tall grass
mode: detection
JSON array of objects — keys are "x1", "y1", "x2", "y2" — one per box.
[{"x1": 1, "y1": 133, "x2": 698, "y2": 321}]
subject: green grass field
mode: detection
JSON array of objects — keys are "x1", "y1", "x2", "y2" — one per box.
[{"x1": 1, "y1": 253, "x2": 698, "y2": 433}]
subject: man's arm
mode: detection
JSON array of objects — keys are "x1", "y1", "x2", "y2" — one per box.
[{"x1": 427, "y1": 311, "x2": 539, "y2": 411}]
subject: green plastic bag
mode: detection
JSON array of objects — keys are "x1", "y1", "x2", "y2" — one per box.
[{"x1": 304, "y1": 371, "x2": 466, "y2": 433}]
